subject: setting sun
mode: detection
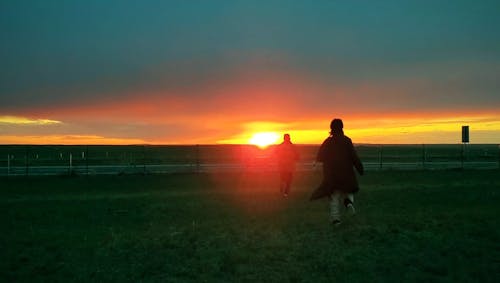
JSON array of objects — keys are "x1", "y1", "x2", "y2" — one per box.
[{"x1": 249, "y1": 132, "x2": 280, "y2": 148}]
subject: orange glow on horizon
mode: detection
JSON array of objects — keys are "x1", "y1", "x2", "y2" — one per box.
[
  {"x1": 217, "y1": 115, "x2": 500, "y2": 145},
  {"x1": 2, "y1": 114, "x2": 499, "y2": 145},
  {"x1": 3, "y1": 101, "x2": 500, "y2": 145},
  {"x1": 4, "y1": 63, "x2": 499, "y2": 145}
]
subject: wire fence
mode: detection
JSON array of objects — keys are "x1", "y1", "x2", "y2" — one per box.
[{"x1": 0, "y1": 144, "x2": 499, "y2": 176}]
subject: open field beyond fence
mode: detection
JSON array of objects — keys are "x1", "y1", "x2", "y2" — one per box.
[
  {"x1": 1, "y1": 170, "x2": 499, "y2": 282},
  {"x1": 1, "y1": 144, "x2": 499, "y2": 176}
]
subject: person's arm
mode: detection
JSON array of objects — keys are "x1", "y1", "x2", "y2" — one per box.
[
  {"x1": 350, "y1": 140, "x2": 364, "y2": 175},
  {"x1": 274, "y1": 144, "x2": 283, "y2": 166},
  {"x1": 293, "y1": 145, "x2": 300, "y2": 162},
  {"x1": 316, "y1": 139, "x2": 328, "y2": 163}
]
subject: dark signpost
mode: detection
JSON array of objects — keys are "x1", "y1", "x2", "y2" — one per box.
[
  {"x1": 461, "y1": 126, "x2": 469, "y2": 168},
  {"x1": 462, "y1": 126, "x2": 469, "y2": 143}
]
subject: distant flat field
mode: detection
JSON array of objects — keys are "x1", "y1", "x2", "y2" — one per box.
[
  {"x1": 1, "y1": 170, "x2": 499, "y2": 282},
  {"x1": 1, "y1": 144, "x2": 499, "y2": 165},
  {"x1": 1, "y1": 144, "x2": 499, "y2": 175}
]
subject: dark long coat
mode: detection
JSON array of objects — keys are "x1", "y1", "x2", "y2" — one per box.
[{"x1": 310, "y1": 133, "x2": 364, "y2": 200}]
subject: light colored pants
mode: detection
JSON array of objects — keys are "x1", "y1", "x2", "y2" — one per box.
[{"x1": 330, "y1": 191, "x2": 354, "y2": 221}]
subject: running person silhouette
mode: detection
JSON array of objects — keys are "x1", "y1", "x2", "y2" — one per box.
[
  {"x1": 275, "y1": 134, "x2": 299, "y2": 197},
  {"x1": 311, "y1": 119, "x2": 364, "y2": 225}
]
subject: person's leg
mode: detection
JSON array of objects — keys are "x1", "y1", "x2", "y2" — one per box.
[
  {"x1": 343, "y1": 193, "x2": 356, "y2": 215},
  {"x1": 284, "y1": 172, "x2": 292, "y2": 195},
  {"x1": 330, "y1": 191, "x2": 342, "y2": 224},
  {"x1": 279, "y1": 172, "x2": 286, "y2": 194},
  {"x1": 343, "y1": 193, "x2": 354, "y2": 205}
]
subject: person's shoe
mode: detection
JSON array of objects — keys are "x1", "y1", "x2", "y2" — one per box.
[
  {"x1": 347, "y1": 203, "x2": 356, "y2": 216},
  {"x1": 331, "y1": 219, "x2": 342, "y2": 226}
]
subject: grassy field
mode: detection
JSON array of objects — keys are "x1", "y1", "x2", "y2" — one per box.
[{"x1": 1, "y1": 170, "x2": 500, "y2": 282}]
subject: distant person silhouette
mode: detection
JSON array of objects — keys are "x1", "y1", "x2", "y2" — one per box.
[
  {"x1": 311, "y1": 119, "x2": 364, "y2": 226},
  {"x1": 275, "y1": 133, "x2": 299, "y2": 197}
]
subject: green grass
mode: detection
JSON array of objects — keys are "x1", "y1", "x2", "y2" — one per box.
[{"x1": 1, "y1": 170, "x2": 499, "y2": 282}]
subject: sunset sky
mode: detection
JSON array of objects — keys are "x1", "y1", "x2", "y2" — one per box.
[{"x1": 1, "y1": 1, "x2": 499, "y2": 145}]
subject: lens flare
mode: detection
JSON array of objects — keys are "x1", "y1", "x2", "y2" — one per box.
[{"x1": 249, "y1": 132, "x2": 280, "y2": 148}]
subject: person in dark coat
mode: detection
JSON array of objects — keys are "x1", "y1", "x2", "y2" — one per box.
[
  {"x1": 311, "y1": 118, "x2": 364, "y2": 225},
  {"x1": 275, "y1": 133, "x2": 299, "y2": 197}
]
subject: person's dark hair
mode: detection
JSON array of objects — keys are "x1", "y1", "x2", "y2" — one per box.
[
  {"x1": 330, "y1": 118, "x2": 343, "y2": 134},
  {"x1": 284, "y1": 133, "x2": 291, "y2": 142}
]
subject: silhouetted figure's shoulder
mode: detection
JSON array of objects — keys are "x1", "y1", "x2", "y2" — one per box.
[
  {"x1": 320, "y1": 134, "x2": 353, "y2": 147},
  {"x1": 317, "y1": 133, "x2": 359, "y2": 165},
  {"x1": 337, "y1": 135, "x2": 353, "y2": 144}
]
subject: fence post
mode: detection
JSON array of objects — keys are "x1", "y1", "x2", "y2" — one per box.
[
  {"x1": 25, "y1": 146, "x2": 29, "y2": 176},
  {"x1": 143, "y1": 145, "x2": 146, "y2": 175},
  {"x1": 378, "y1": 145, "x2": 383, "y2": 170},
  {"x1": 461, "y1": 144, "x2": 464, "y2": 170},
  {"x1": 69, "y1": 153, "x2": 73, "y2": 174},
  {"x1": 86, "y1": 145, "x2": 89, "y2": 176},
  {"x1": 196, "y1": 144, "x2": 200, "y2": 173},
  {"x1": 422, "y1": 144, "x2": 426, "y2": 170}
]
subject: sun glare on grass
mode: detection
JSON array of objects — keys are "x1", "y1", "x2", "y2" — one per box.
[{"x1": 249, "y1": 132, "x2": 280, "y2": 148}]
